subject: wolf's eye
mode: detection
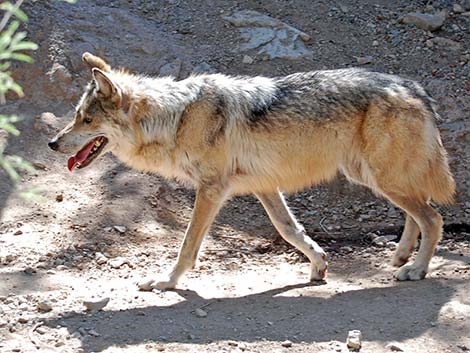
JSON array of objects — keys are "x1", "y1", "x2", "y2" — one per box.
[{"x1": 84, "y1": 117, "x2": 92, "y2": 124}]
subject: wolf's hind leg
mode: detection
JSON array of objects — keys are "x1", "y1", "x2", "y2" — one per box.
[
  {"x1": 392, "y1": 214, "x2": 420, "y2": 267},
  {"x1": 256, "y1": 191, "x2": 328, "y2": 281},
  {"x1": 156, "y1": 186, "x2": 227, "y2": 290}
]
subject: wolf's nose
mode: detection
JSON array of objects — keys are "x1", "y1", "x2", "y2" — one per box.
[{"x1": 48, "y1": 140, "x2": 59, "y2": 151}]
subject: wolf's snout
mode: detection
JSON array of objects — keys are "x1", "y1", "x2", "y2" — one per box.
[{"x1": 48, "y1": 140, "x2": 59, "y2": 151}]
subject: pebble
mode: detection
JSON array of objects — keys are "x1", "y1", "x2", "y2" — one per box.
[
  {"x1": 37, "y1": 301, "x2": 53, "y2": 312},
  {"x1": 281, "y1": 340, "x2": 293, "y2": 348},
  {"x1": 194, "y1": 308, "x2": 208, "y2": 318},
  {"x1": 386, "y1": 342, "x2": 404, "y2": 351},
  {"x1": 400, "y1": 11, "x2": 446, "y2": 31},
  {"x1": 242, "y1": 55, "x2": 254, "y2": 64},
  {"x1": 356, "y1": 56, "x2": 373, "y2": 65},
  {"x1": 83, "y1": 297, "x2": 110, "y2": 312},
  {"x1": 55, "y1": 194, "x2": 64, "y2": 202},
  {"x1": 137, "y1": 279, "x2": 155, "y2": 291},
  {"x1": 95, "y1": 252, "x2": 108, "y2": 265},
  {"x1": 113, "y1": 225, "x2": 127, "y2": 234},
  {"x1": 453, "y1": 4, "x2": 464, "y2": 13},
  {"x1": 14, "y1": 230, "x2": 23, "y2": 236},
  {"x1": 346, "y1": 330, "x2": 362, "y2": 350},
  {"x1": 89, "y1": 329, "x2": 101, "y2": 337},
  {"x1": 386, "y1": 241, "x2": 398, "y2": 250},
  {"x1": 109, "y1": 258, "x2": 128, "y2": 269}
]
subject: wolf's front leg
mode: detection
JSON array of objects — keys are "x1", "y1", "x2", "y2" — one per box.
[
  {"x1": 156, "y1": 186, "x2": 227, "y2": 290},
  {"x1": 256, "y1": 191, "x2": 328, "y2": 281}
]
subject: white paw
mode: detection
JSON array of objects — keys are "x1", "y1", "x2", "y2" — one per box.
[
  {"x1": 155, "y1": 278, "x2": 177, "y2": 290},
  {"x1": 309, "y1": 250, "x2": 328, "y2": 281},
  {"x1": 395, "y1": 264, "x2": 427, "y2": 281}
]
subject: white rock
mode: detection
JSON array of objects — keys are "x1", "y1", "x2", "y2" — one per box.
[
  {"x1": 346, "y1": 330, "x2": 362, "y2": 350},
  {"x1": 223, "y1": 10, "x2": 312, "y2": 60},
  {"x1": 83, "y1": 297, "x2": 110, "y2": 312},
  {"x1": 281, "y1": 340, "x2": 293, "y2": 347},
  {"x1": 113, "y1": 225, "x2": 127, "y2": 234},
  {"x1": 95, "y1": 252, "x2": 108, "y2": 265},
  {"x1": 453, "y1": 4, "x2": 464, "y2": 13},
  {"x1": 356, "y1": 56, "x2": 373, "y2": 65},
  {"x1": 194, "y1": 308, "x2": 208, "y2": 318},
  {"x1": 108, "y1": 258, "x2": 129, "y2": 269},
  {"x1": 386, "y1": 342, "x2": 404, "y2": 351}
]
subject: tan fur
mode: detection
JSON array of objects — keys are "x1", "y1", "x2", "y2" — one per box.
[{"x1": 50, "y1": 54, "x2": 456, "y2": 289}]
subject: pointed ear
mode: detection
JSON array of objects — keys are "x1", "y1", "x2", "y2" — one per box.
[
  {"x1": 82, "y1": 52, "x2": 111, "y2": 72},
  {"x1": 92, "y1": 68, "x2": 122, "y2": 107}
]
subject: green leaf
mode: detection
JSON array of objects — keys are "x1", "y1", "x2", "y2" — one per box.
[
  {"x1": 10, "y1": 41, "x2": 38, "y2": 51},
  {"x1": 9, "y1": 52, "x2": 32, "y2": 62}
]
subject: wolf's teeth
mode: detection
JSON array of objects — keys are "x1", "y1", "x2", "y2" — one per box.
[{"x1": 95, "y1": 141, "x2": 101, "y2": 147}]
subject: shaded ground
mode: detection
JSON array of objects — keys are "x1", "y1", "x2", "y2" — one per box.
[{"x1": 0, "y1": 0, "x2": 469, "y2": 352}]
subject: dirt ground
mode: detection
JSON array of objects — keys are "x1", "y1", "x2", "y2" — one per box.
[{"x1": 1, "y1": 0, "x2": 469, "y2": 352}]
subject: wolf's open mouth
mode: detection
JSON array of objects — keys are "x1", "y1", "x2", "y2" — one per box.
[{"x1": 67, "y1": 136, "x2": 108, "y2": 172}]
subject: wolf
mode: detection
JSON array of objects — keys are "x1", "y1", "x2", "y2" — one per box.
[{"x1": 48, "y1": 53, "x2": 455, "y2": 289}]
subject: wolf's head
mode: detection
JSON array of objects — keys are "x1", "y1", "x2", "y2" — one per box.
[{"x1": 48, "y1": 53, "x2": 131, "y2": 171}]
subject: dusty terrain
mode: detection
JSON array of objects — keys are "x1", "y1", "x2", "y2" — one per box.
[{"x1": 0, "y1": 0, "x2": 469, "y2": 352}]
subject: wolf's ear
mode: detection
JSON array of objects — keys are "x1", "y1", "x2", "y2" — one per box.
[
  {"x1": 92, "y1": 68, "x2": 122, "y2": 107},
  {"x1": 82, "y1": 52, "x2": 111, "y2": 72}
]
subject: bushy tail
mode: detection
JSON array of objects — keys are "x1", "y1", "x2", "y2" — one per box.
[{"x1": 427, "y1": 135, "x2": 455, "y2": 205}]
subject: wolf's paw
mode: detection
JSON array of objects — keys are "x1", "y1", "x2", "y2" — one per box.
[
  {"x1": 395, "y1": 264, "x2": 427, "y2": 281},
  {"x1": 310, "y1": 252, "x2": 328, "y2": 282},
  {"x1": 155, "y1": 278, "x2": 177, "y2": 290}
]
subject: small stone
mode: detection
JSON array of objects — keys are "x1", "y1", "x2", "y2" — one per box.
[
  {"x1": 281, "y1": 340, "x2": 293, "y2": 348},
  {"x1": 109, "y1": 258, "x2": 128, "y2": 269},
  {"x1": 33, "y1": 162, "x2": 47, "y2": 170},
  {"x1": 346, "y1": 330, "x2": 362, "y2": 350},
  {"x1": 137, "y1": 279, "x2": 155, "y2": 292},
  {"x1": 386, "y1": 342, "x2": 404, "y2": 351},
  {"x1": 194, "y1": 308, "x2": 208, "y2": 318},
  {"x1": 386, "y1": 241, "x2": 398, "y2": 250},
  {"x1": 464, "y1": 0, "x2": 470, "y2": 10},
  {"x1": 83, "y1": 297, "x2": 110, "y2": 312},
  {"x1": 14, "y1": 230, "x2": 23, "y2": 236},
  {"x1": 355, "y1": 56, "x2": 373, "y2": 65},
  {"x1": 37, "y1": 301, "x2": 53, "y2": 312},
  {"x1": 242, "y1": 55, "x2": 254, "y2": 64},
  {"x1": 95, "y1": 252, "x2": 108, "y2": 265},
  {"x1": 372, "y1": 40, "x2": 379, "y2": 46},
  {"x1": 428, "y1": 37, "x2": 462, "y2": 50},
  {"x1": 55, "y1": 194, "x2": 64, "y2": 202},
  {"x1": 18, "y1": 317, "x2": 28, "y2": 324},
  {"x1": 89, "y1": 329, "x2": 100, "y2": 337},
  {"x1": 400, "y1": 11, "x2": 446, "y2": 32},
  {"x1": 453, "y1": 4, "x2": 464, "y2": 13},
  {"x1": 228, "y1": 340, "x2": 238, "y2": 346},
  {"x1": 113, "y1": 225, "x2": 127, "y2": 234}
]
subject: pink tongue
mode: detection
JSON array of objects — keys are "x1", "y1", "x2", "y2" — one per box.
[{"x1": 67, "y1": 140, "x2": 96, "y2": 172}]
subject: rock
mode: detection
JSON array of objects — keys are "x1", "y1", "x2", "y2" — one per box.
[
  {"x1": 346, "y1": 330, "x2": 362, "y2": 350},
  {"x1": 400, "y1": 11, "x2": 446, "y2": 31},
  {"x1": 95, "y1": 252, "x2": 108, "y2": 265},
  {"x1": 113, "y1": 225, "x2": 127, "y2": 234},
  {"x1": 33, "y1": 112, "x2": 60, "y2": 133},
  {"x1": 223, "y1": 10, "x2": 312, "y2": 60},
  {"x1": 37, "y1": 301, "x2": 53, "y2": 312},
  {"x1": 83, "y1": 297, "x2": 110, "y2": 312},
  {"x1": 137, "y1": 279, "x2": 155, "y2": 291},
  {"x1": 372, "y1": 40, "x2": 379, "y2": 46},
  {"x1": 194, "y1": 308, "x2": 208, "y2": 318},
  {"x1": 242, "y1": 55, "x2": 254, "y2": 64},
  {"x1": 427, "y1": 37, "x2": 462, "y2": 50},
  {"x1": 386, "y1": 342, "x2": 404, "y2": 351},
  {"x1": 32, "y1": 162, "x2": 47, "y2": 170},
  {"x1": 55, "y1": 194, "x2": 64, "y2": 202},
  {"x1": 373, "y1": 235, "x2": 396, "y2": 247},
  {"x1": 386, "y1": 241, "x2": 398, "y2": 250},
  {"x1": 192, "y1": 62, "x2": 216, "y2": 74},
  {"x1": 14, "y1": 230, "x2": 23, "y2": 236},
  {"x1": 159, "y1": 60, "x2": 182, "y2": 78},
  {"x1": 108, "y1": 257, "x2": 129, "y2": 269},
  {"x1": 464, "y1": 0, "x2": 470, "y2": 10},
  {"x1": 453, "y1": 4, "x2": 464, "y2": 13},
  {"x1": 89, "y1": 329, "x2": 100, "y2": 337},
  {"x1": 355, "y1": 56, "x2": 373, "y2": 65},
  {"x1": 281, "y1": 340, "x2": 293, "y2": 348}
]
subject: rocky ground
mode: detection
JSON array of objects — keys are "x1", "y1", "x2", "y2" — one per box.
[{"x1": 0, "y1": 0, "x2": 469, "y2": 352}]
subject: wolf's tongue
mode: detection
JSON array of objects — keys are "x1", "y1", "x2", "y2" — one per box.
[{"x1": 67, "y1": 140, "x2": 96, "y2": 172}]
